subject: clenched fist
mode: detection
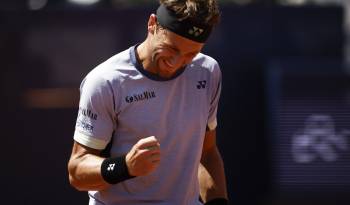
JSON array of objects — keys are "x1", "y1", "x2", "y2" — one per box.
[{"x1": 125, "y1": 136, "x2": 161, "y2": 176}]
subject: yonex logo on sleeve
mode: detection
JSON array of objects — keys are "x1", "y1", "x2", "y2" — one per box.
[
  {"x1": 107, "y1": 163, "x2": 115, "y2": 171},
  {"x1": 197, "y1": 81, "x2": 207, "y2": 89}
]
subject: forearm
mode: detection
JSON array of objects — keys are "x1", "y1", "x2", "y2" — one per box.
[
  {"x1": 199, "y1": 146, "x2": 228, "y2": 203},
  {"x1": 68, "y1": 136, "x2": 160, "y2": 192},
  {"x1": 68, "y1": 153, "x2": 110, "y2": 191}
]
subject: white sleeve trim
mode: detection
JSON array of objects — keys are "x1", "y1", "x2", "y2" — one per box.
[
  {"x1": 73, "y1": 130, "x2": 108, "y2": 150},
  {"x1": 207, "y1": 118, "x2": 217, "y2": 131}
]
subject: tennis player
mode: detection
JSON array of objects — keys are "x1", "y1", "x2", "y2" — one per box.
[{"x1": 68, "y1": 0, "x2": 229, "y2": 204}]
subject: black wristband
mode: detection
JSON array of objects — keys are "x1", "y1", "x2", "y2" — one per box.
[
  {"x1": 101, "y1": 155, "x2": 135, "y2": 184},
  {"x1": 204, "y1": 198, "x2": 229, "y2": 205}
]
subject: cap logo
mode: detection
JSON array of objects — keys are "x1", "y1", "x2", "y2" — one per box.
[{"x1": 157, "y1": 4, "x2": 211, "y2": 43}]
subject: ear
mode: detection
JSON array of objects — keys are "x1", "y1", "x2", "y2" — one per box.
[{"x1": 147, "y1": 14, "x2": 157, "y2": 35}]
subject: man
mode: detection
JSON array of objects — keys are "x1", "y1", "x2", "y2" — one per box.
[{"x1": 68, "y1": 0, "x2": 229, "y2": 204}]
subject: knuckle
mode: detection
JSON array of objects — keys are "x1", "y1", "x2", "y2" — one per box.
[
  {"x1": 136, "y1": 140, "x2": 143, "y2": 146},
  {"x1": 137, "y1": 138, "x2": 146, "y2": 144}
]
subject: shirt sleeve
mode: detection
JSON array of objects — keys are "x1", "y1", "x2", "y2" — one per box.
[
  {"x1": 74, "y1": 74, "x2": 116, "y2": 150},
  {"x1": 207, "y1": 62, "x2": 222, "y2": 131}
]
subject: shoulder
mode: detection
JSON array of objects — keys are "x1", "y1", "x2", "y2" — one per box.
[
  {"x1": 189, "y1": 53, "x2": 221, "y2": 81},
  {"x1": 82, "y1": 47, "x2": 135, "y2": 89},
  {"x1": 191, "y1": 53, "x2": 221, "y2": 73}
]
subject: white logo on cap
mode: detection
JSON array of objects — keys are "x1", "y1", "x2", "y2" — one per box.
[{"x1": 188, "y1": 26, "x2": 204, "y2": 37}]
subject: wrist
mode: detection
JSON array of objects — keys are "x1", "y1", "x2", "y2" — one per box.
[
  {"x1": 125, "y1": 152, "x2": 135, "y2": 176},
  {"x1": 204, "y1": 198, "x2": 229, "y2": 205},
  {"x1": 100, "y1": 155, "x2": 135, "y2": 184}
]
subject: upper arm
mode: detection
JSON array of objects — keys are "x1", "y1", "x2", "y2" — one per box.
[
  {"x1": 68, "y1": 141, "x2": 110, "y2": 191},
  {"x1": 207, "y1": 61, "x2": 222, "y2": 131},
  {"x1": 203, "y1": 60, "x2": 222, "y2": 157},
  {"x1": 68, "y1": 72, "x2": 117, "y2": 190},
  {"x1": 70, "y1": 141, "x2": 102, "y2": 160},
  {"x1": 201, "y1": 129, "x2": 217, "y2": 160},
  {"x1": 68, "y1": 141, "x2": 103, "y2": 173},
  {"x1": 74, "y1": 74, "x2": 116, "y2": 150}
]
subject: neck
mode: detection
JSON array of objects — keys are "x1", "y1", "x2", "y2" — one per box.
[{"x1": 136, "y1": 41, "x2": 153, "y2": 73}]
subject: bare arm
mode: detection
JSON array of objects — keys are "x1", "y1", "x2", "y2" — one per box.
[
  {"x1": 68, "y1": 142, "x2": 110, "y2": 191},
  {"x1": 68, "y1": 136, "x2": 161, "y2": 191},
  {"x1": 199, "y1": 129, "x2": 228, "y2": 203}
]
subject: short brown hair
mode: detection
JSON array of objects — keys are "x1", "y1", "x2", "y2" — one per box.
[{"x1": 159, "y1": 0, "x2": 220, "y2": 27}]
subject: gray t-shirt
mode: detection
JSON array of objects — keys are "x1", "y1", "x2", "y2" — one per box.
[{"x1": 74, "y1": 45, "x2": 222, "y2": 205}]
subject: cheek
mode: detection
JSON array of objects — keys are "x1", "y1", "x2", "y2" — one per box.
[
  {"x1": 152, "y1": 48, "x2": 191, "y2": 69},
  {"x1": 151, "y1": 49, "x2": 163, "y2": 63},
  {"x1": 152, "y1": 49, "x2": 170, "y2": 63}
]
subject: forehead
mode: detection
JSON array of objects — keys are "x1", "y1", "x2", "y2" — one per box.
[{"x1": 159, "y1": 29, "x2": 204, "y2": 53}]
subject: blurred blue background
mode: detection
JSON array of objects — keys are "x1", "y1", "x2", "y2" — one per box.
[{"x1": 1, "y1": 0, "x2": 349, "y2": 204}]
